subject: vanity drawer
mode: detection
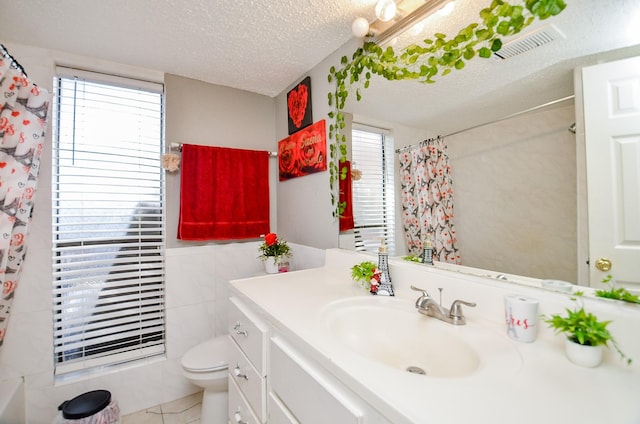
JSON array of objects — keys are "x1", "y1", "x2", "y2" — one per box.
[
  {"x1": 228, "y1": 296, "x2": 269, "y2": 376},
  {"x1": 268, "y1": 392, "x2": 300, "y2": 424},
  {"x1": 270, "y1": 336, "x2": 365, "y2": 424},
  {"x1": 229, "y1": 377, "x2": 260, "y2": 424},
  {"x1": 229, "y1": 337, "x2": 267, "y2": 422}
]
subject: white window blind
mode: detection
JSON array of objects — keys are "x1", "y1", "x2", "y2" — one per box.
[
  {"x1": 52, "y1": 67, "x2": 165, "y2": 375},
  {"x1": 351, "y1": 127, "x2": 395, "y2": 254}
]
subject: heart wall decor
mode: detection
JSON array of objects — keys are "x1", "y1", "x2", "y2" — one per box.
[{"x1": 287, "y1": 76, "x2": 312, "y2": 135}]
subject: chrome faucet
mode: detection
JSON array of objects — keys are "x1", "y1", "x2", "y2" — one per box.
[{"x1": 410, "y1": 286, "x2": 476, "y2": 325}]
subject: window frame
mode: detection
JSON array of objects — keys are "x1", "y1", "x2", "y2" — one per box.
[
  {"x1": 51, "y1": 67, "x2": 166, "y2": 376},
  {"x1": 350, "y1": 124, "x2": 396, "y2": 255}
]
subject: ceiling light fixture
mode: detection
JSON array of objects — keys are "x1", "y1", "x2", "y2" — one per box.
[
  {"x1": 352, "y1": 0, "x2": 456, "y2": 45},
  {"x1": 437, "y1": 1, "x2": 455, "y2": 16},
  {"x1": 375, "y1": 0, "x2": 398, "y2": 22},
  {"x1": 352, "y1": 17, "x2": 371, "y2": 38}
]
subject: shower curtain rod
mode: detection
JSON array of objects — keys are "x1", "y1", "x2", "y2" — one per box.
[
  {"x1": 0, "y1": 43, "x2": 27, "y2": 77},
  {"x1": 169, "y1": 142, "x2": 277, "y2": 157},
  {"x1": 395, "y1": 94, "x2": 575, "y2": 154}
]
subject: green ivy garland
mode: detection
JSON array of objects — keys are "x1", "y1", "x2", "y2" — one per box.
[{"x1": 327, "y1": 0, "x2": 566, "y2": 218}]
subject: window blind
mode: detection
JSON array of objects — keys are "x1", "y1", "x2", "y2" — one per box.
[
  {"x1": 351, "y1": 127, "x2": 396, "y2": 254},
  {"x1": 52, "y1": 67, "x2": 166, "y2": 375}
]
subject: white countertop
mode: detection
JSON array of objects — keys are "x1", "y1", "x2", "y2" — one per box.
[{"x1": 230, "y1": 250, "x2": 640, "y2": 424}]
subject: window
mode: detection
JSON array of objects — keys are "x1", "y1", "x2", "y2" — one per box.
[
  {"x1": 52, "y1": 68, "x2": 165, "y2": 375},
  {"x1": 351, "y1": 126, "x2": 395, "y2": 254}
]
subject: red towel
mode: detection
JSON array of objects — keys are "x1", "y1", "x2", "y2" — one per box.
[
  {"x1": 339, "y1": 160, "x2": 354, "y2": 232},
  {"x1": 178, "y1": 144, "x2": 270, "y2": 240}
]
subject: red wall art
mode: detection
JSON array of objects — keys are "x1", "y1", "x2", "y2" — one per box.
[
  {"x1": 278, "y1": 119, "x2": 327, "y2": 181},
  {"x1": 287, "y1": 76, "x2": 312, "y2": 135}
]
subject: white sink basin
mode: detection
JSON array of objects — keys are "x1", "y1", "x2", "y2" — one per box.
[{"x1": 320, "y1": 296, "x2": 521, "y2": 378}]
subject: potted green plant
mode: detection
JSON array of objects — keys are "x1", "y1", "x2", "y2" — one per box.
[
  {"x1": 402, "y1": 255, "x2": 421, "y2": 263},
  {"x1": 544, "y1": 292, "x2": 631, "y2": 367},
  {"x1": 258, "y1": 233, "x2": 291, "y2": 274},
  {"x1": 351, "y1": 261, "x2": 381, "y2": 294}
]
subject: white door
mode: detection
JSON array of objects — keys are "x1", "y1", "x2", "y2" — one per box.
[{"x1": 582, "y1": 56, "x2": 640, "y2": 289}]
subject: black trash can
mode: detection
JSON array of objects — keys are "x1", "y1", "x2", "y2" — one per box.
[{"x1": 55, "y1": 390, "x2": 120, "y2": 423}]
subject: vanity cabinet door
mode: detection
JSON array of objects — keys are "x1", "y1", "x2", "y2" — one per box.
[
  {"x1": 268, "y1": 392, "x2": 300, "y2": 424},
  {"x1": 229, "y1": 377, "x2": 260, "y2": 424},
  {"x1": 270, "y1": 336, "x2": 365, "y2": 424},
  {"x1": 228, "y1": 296, "x2": 269, "y2": 376},
  {"x1": 229, "y1": 337, "x2": 267, "y2": 422}
]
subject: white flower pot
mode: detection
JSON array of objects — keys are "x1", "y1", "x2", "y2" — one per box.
[
  {"x1": 565, "y1": 338, "x2": 603, "y2": 367},
  {"x1": 264, "y1": 257, "x2": 279, "y2": 274}
]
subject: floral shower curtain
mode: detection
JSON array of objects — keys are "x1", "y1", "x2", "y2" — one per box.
[
  {"x1": 399, "y1": 136, "x2": 461, "y2": 263},
  {"x1": 0, "y1": 54, "x2": 51, "y2": 347}
]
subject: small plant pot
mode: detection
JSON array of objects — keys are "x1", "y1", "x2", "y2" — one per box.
[
  {"x1": 264, "y1": 257, "x2": 279, "y2": 274},
  {"x1": 565, "y1": 338, "x2": 603, "y2": 367}
]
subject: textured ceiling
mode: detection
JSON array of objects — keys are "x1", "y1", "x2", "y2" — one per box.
[
  {"x1": 0, "y1": 0, "x2": 378, "y2": 97},
  {"x1": 1, "y1": 0, "x2": 640, "y2": 134}
]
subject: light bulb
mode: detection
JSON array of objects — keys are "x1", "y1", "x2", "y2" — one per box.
[
  {"x1": 375, "y1": 0, "x2": 397, "y2": 22},
  {"x1": 437, "y1": 1, "x2": 455, "y2": 16},
  {"x1": 351, "y1": 17, "x2": 370, "y2": 38}
]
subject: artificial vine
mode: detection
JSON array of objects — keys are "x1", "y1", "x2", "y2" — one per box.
[{"x1": 327, "y1": 0, "x2": 566, "y2": 218}]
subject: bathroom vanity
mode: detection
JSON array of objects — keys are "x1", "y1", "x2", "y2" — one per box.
[{"x1": 228, "y1": 249, "x2": 640, "y2": 424}]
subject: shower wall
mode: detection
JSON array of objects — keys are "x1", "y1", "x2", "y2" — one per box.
[{"x1": 447, "y1": 104, "x2": 577, "y2": 283}]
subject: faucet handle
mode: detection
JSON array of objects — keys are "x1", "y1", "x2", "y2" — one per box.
[
  {"x1": 410, "y1": 285, "x2": 429, "y2": 297},
  {"x1": 449, "y1": 300, "x2": 477, "y2": 324},
  {"x1": 410, "y1": 285, "x2": 431, "y2": 309}
]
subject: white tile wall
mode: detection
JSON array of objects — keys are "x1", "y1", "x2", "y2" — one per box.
[{"x1": 0, "y1": 241, "x2": 324, "y2": 423}]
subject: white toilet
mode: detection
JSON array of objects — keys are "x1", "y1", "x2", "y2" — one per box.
[{"x1": 181, "y1": 336, "x2": 229, "y2": 424}]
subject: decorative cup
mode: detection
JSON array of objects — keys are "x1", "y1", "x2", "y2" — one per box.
[
  {"x1": 504, "y1": 294, "x2": 539, "y2": 343},
  {"x1": 278, "y1": 261, "x2": 290, "y2": 273}
]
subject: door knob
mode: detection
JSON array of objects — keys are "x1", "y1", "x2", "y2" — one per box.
[{"x1": 595, "y1": 258, "x2": 612, "y2": 272}]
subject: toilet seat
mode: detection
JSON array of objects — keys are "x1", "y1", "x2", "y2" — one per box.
[{"x1": 182, "y1": 336, "x2": 228, "y2": 373}]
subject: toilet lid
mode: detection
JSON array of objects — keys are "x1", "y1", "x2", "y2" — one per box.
[{"x1": 182, "y1": 336, "x2": 228, "y2": 372}]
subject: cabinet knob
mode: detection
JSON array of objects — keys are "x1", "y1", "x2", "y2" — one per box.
[
  {"x1": 234, "y1": 364, "x2": 248, "y2": 380},
  {"x1": 233, "y1": 321, "x2": 248, "y2": 337},
  {"x1": 234, "y1": 409, "x2": 248, "y2": 424}
]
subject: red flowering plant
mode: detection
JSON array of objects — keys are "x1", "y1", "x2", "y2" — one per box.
[
  {"x1": 258, "y1": 233, "x2": 292, "y2": 262},
  {"x1": 351, "y1": 261, "x2": 381, "y2": 294}
]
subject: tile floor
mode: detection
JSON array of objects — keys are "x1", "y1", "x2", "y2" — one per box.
[{"x1": 121, "y1": 392, "x2": 202, "y2": 424}]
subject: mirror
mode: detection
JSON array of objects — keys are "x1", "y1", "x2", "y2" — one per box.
[{"x1": 338, "y1": 1, "x2": 640, "y2": 290}]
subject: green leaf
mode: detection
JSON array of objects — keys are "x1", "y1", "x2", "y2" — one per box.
[
  {"x1": 325, "y1": 0, "x2": 566, "y2": 226},
  {"x1": 475, "y1": 28, "x2": 491, "y2": 42},
  {"x1": 464, "y1": 47, "x2": 476, "y2": 60},
  {"x1": 511, "y1": 5, "x2": 523, "y2": 18},
  {"x1": 478, "y1": 47, "x2": 492, "y2": 58},
  {"x1": 497, "y1": 20, "x2": 511, "y2": 35}
]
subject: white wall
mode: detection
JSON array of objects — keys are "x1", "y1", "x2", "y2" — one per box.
[
  {"x1": 274, "y1": 52, "x2": 340, "y2": 249},
  {"x1": 164, "y1": 74, "x2": 278, "y2": 248},
  {"x1": 273, "y1": 36, "x2": 438, "y2": 253},
  {"x1": 0, "y1": 41, "x2": 326, "y2": 423}
]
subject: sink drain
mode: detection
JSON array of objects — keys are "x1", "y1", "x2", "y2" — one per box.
[{"x1": 406, "y1": 366, "x2": 426, "y2": 375}]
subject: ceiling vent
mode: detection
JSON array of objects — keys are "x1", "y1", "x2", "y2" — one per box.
[{"x1": 493, "y1": 24, "x2": 565, "y2": 60}]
